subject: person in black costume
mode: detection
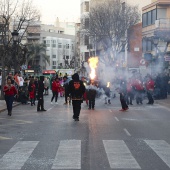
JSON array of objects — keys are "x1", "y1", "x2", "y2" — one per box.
[
  {"x1": 37, "y1": 76, "x2": 46, "y2": 111},
  {"x1": 68, "y1": 73, "x2": 85, "y2": 121}
]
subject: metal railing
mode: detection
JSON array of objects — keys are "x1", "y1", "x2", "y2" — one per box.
[{"x1": 155, "y1": 18, "x2": 170, "y2": 30}]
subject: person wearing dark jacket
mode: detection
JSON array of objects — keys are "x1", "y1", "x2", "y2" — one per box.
[
  {"x1": 87, "y1": 81, "x2": 97, "y2": 110},
  {"x1": 63, "y1": 76, "x2": 70, "y2": 104},
  {"x1": 68, "y1": 73, "x2": 85, "y2": 121},
  {"x1": 37, "y1": 76, "x2": 46, "y2": 111},
  {"x1": 116, "y1": 79, "x2": 128, "y2": 111}
]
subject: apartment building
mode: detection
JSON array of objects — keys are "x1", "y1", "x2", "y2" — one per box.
[
  {"x1": 142, "y1": 0, "x2": 170, "y2": 73},
  {"x1": 24, "y1": 22, "x2": 75, "y2": 71},
  {"x1": 75, "y1": 22, "x2": 81, "y2": 70},
  {"x1": 80, "y1": 0, "x2": 90, "y2": 64},
  {"x1": 41, "y1": 31, "x2": 75, "y2": 70}
]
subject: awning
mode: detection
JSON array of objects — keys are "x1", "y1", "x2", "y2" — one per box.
[{"x1": 43, "y1": 70, "x2": 56, "y2": 74}]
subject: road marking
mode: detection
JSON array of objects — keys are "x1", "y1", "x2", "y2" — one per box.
[
  {"x1": 145, "y1": 140, "x2": 170, "y2": 168},
  {"x1": 103, "y1": 140, "x2": 141, "y2": 169},
  {"x1": 0, "y1": 118, "x2": 32, "y2": 124},
  {"x1": 114, "y1": 117, "x2": 119, "y2": 121},
  {"x1": 109, "y1": 109, "x2": 112, "y2": 112},
  {"x1": 47, "y1": 107, "x2": 54, "y2": 111},
  {"x1": 52, "y1": 140, "x2": 81, "y2": 169},
  {"x1": 0, "y1": 136, "x2": 12, "y2": 140},
  {"x1": 0, "y1": 141, "x2": 39, "y2": 169},
  {"x1": 124, "y1": 128, "x2": 131, "y2": 136}
]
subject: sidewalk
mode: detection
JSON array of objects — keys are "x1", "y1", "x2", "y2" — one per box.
[
  {"x1": 155, "y1": 95, "x2": 170, "y2": 109},
  {"x1": 0, "y1": 100, "x2": 20, "y2": 113},
  {"x1": 0, "y1": 95, "x2": 169, "y2": 113}
]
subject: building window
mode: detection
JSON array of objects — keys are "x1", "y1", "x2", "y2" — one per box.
[
  {"x1": 66, "y1": 56, "x2": 69, "y2": 59},
  {"x1": 52, "y1": 40, "x2": 56, "y2": 47},
  {"x1": 148, "y1": 11, "x2": 152, "y2": 25},
  {"x1": 81, "y1": 1, "x2": 89, "y2": 13},
  {"x1": 157, "y1": 8, "x2": 166, "y2": 19},
  {"x1": 46, "y1": 40, "x2": 50, "y2": 47},
  {"x1": 66, "y1": 44, "x2": 70, "y2": 49},
  {"x1": 52, "y1": 61, "x2": 56, "y2": 65},
  {"x1": 142, "y1": 38, "x2": 154, "y2": 52},
  {"x1": 147, "y1": 41, "x2": 152, "y2": 51},
  {"x1": 142, "y1": 13, "x2": 147, "y2": 27},
  {"x1": 52, "y1": 66, "x2": 56, "y2": 69},
  {"x1": 85, "y1": 2, "x2": 89, "y2": 12},
  {"x1": 142, "y1": 38, "x2": 147, "y2": 52},
  {"x1": 151, "y1": 9, "x2": 156, "y2": 24},
  {"x1": 58, "y1": 43, "x2": 62, "y2": 48},
  {"x1": 84, "y1": 35, "x2": 89, "y2": 46},
  {"x1": 142, "y1": 9, "x2": 157, "y2": 27},
  {"x1": 85, "y1": 52, "x2": 89, "y2": 62},
  {"x1": 52, "y1": 55, "x2": 56, "y2": 58},
  {"x1": 85, "y1": 18, "x2": 89, "y2": 29}
]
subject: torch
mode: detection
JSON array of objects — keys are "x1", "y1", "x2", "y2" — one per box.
[{"x1": 88, "y1": 57, "x2": 99, "y2": 80}]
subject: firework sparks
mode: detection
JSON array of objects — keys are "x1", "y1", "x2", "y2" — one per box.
[
  {"x1": 107, "y1": 82, "x2": 110, "y2": 88},
  {"x1": 88, "y1": 57, "x2": 99, "y2": 80}
]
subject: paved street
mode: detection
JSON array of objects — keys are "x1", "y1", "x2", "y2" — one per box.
[{"x1": 0, "y1": 95, "x2": 170, "y2": 170}]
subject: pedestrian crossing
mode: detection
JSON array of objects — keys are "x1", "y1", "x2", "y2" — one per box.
[{"x1": 0, "y1": 140, "x2": 170, "y2": 169}]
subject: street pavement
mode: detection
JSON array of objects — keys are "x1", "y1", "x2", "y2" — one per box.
[{"x1": 0, "y1": 94, "x2": 170, "y2": 170}]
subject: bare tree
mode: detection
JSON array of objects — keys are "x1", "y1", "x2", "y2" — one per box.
[
  {"x1": 82, "y1": 0, "x2": 140, "y2": 65},
  {"x1": 0, "y1": 0, "x2": 40, "y2": 99}
]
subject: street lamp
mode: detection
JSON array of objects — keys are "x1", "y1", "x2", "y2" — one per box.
[
  {"x1": 153, "y1": 36, "x2": 159, "y2": 46},
  {"x1": 11, "y1": 30, "x2": 19, "y2": 44}
]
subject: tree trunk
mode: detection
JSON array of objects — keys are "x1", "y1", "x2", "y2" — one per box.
[
  {"x1": 13, "y1": 63, "x2": 21, "y2": 73},
  {"x1": 0, "y1": 60, "x2": 6, "y2": 100}
]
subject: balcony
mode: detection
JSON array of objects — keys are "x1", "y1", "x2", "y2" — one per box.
[
  {"x1": 154, "y1": 19, "x2": 170, "y2": 40},
  {"x1": 27, "y1": 36, "x2": 40, "y2": 40}
]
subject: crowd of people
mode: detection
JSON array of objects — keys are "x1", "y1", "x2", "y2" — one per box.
[
  {"x1": 1, "y1": 71, "x2": 170, "y2": 120},
  {"x1": 100, "y1": 72, "x2": 170, "y2": 111}
]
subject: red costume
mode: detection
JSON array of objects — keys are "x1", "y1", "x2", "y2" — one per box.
[
  {"x1": 146, "y1": 79, "x2": 155, "y2": 91},
  {"x1": 52, "y1": 81, "x2": 60, "y2": 92},
  {"x1": 133, "y1": 79, "x2": 144, "y2": 91},
  {"x1": 3, "y1": 85, "x2": 17, "y2": 96},
  {"x1": 29, "y1": 84, "x2": 35, "y2": 99}
]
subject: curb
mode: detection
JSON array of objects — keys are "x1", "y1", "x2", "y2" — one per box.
[
  {"x1": 0, "y1": 103, "x2": 20, "y2": 113},
  {"x1": 155, "y1": 100, "x2": 170, "y2": 109}
]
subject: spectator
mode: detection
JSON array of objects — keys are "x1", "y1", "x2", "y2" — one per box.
[
  {"x1": 44, "y1": 77, "x2": 50, "y2": 95},
  {"x1": 3, "y1": 78, "x2": 18, "y2": 116}
]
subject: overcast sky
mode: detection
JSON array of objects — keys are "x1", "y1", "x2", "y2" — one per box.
[{"x1": 34, "y1": 0, "x2": 80, "y2": 24}]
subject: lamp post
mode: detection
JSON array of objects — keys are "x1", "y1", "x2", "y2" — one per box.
[
  {"x1": 11, "y1": 30, "x2": 19, "y2": 44},
  {"x1": 11, "y1": 30, "x2": 19, "y2": 72}
]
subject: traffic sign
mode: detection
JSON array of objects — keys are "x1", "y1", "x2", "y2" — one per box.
[
  {"x1": 140, "y1": 59, "x2": 146, "y2": 65},
  {"x1": 21, "y1": 65, "x2": 27, "y2": 70},
  {"x1": 165, "y1": 55, "x2": 170, "y2": 61}
]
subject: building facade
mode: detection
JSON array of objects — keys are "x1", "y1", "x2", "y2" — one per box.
[
  {"x1": 23, "y1": 22, "x2": 76, "y2": 72},
  {"x1": 142, "y1": 0, "x2": 170, "y2": 74},
  {"x1": 80, "y1": 0, "x2": 90, "y2": 66},
  {"x1": 41, "y1": 31, "x2": 75, "y2": 70}
]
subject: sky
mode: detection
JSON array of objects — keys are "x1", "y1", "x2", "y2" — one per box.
[{"x1": 34, "y1": 0, "x2": 81, "y2": 24}]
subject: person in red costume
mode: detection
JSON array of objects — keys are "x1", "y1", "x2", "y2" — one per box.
[
  {"x1": 133, "y1": 77, "x2": 144, "y2": 104},
  {"x1": 145, "y1": 75, "x2": 155, "y2": 104},
  {"x1": 28, "y1": 79, "x2": 36, "y2": 106},
  {"x1": 3, "y1": 78, "x2": 18, "y2": 116},
  {"x1": 51, "y1": 77, "x2": 61, "y2": 104}
]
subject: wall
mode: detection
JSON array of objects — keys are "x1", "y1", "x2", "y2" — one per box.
[{"x1": 128, "y1": 23, "x2": 143, "y2": 68}]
